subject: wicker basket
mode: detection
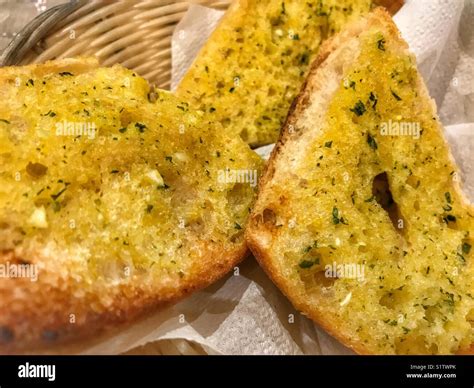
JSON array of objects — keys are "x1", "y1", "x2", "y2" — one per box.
[{"x1": 0, "y1": 0, "x2": 231, "y2": 89}]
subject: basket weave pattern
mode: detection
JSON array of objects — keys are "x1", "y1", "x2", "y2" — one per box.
[{"x1": 19, "y1": 0, "x2": 231, "y2": 89}]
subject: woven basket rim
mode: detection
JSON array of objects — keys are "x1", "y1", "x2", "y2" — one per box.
[
  {"x1": 0, "y1": 0, "x2": 230, "y2": 89},
  {"x1": 0, "y1": 1, "x2": 87, "y2": 66}
]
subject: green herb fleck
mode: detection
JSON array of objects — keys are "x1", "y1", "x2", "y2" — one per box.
[
  {"x1": 332, "y1": 207, "x2": 341, "y2": 225},
  {"x1": 51, "y1": 187, "x2": 67, "y2": 201},
  {"x1": 135, "y1": 123, "x2": 147, "y2": 133},
  {"x1": 367, "y1": 133, "x2": 378, "y2": 150},
  {"x1": 300, "y1": 52, "x2": 310, "y2": 65},
  {"x1": 369, "y1": 92, "x2": 378, "y2": 109},
  {"x1": 350, "y1": 100, "x2": 366, "y2": 116},
  {"x1": 462, "y1": 242, "x2": 471, "y2": 255},
  {"x1": 391, "y1": 89, "x2": 402, "y2": 101},
  {"x1": 41, "y1": 110, "x2": 56, "y2": 117},
  {"x1": 445, "y1": 192, "x2": 452, "y2": 204},
  {"x1": 299, "y1": 258, "x2": 319, "y2": 269},
  {"x1": 377, "y1": 37, "x2": 386, "y2": 51}
]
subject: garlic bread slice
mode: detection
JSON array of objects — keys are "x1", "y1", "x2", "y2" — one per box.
[
  {"x1": 176, "y1": 0, "x2": 403, "y2": 147},
  {"x1": 0, "y1": 57, "x2": 262, "y2": 353},
  {"x1": 246, "y1": 9, "x2": 474, "y2": 355}
]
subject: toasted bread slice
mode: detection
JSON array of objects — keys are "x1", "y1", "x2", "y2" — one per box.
[
  {"x1": 0, "y1": 57, "x2": 262, "y2": 353},
  {"x1": 176, "y1": 0, "x2": 403, "y2": 147},
  {"x1": 246, "y1": 9, "x2": 474, "y2": 354}
]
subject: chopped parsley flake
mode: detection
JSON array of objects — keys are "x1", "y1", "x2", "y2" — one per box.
[
  {"x1": 391, "y1": 89, "x2": 402, "y2": 101},
  {"x1": 135, "y1": 123, "x2": 147, "y2": 133},
  {"x1": 350, "y1": 100, "x2": 366, "y2": 116},
  {"x1": 462, "y1": 242, "x2": 471, "y2": 255},
  {"x1": 367, "y1": 133, "x2": 378, "y2": 150}
]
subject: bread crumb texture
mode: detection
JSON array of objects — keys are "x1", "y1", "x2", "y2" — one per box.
[
  {"x1": 0, "y1": 58, "x2": 262, "y2": 351},
  {"x1": 177, "y1": 0, "x2": 373, "y2": 147},
  {"x1": 250, "y1": 23, "x2": 474, "y2": 354}
]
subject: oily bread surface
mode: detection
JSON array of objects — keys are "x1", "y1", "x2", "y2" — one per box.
[
  {"x1": 0, "y1": 57, "x2": 261, "y2": 353},
  {"x1": 176, "y1": 0, "x2": 403, "y2": 147},
  {"x1": 246, "y1": 9, "x2": 474, "y2": 354}
]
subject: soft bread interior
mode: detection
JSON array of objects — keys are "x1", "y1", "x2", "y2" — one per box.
[{"x1": 247, "y1": 9, "x2": 474, "y2": 355}]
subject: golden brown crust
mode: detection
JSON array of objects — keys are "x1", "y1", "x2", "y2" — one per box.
[
  {"x1": 373, "y1": 0, "x2": 404, "y2": 15},
  {"x1": 0, "y1": 245, "x2": 247, "y2": 354},
  {"x1": 0, "y1": 56, "x2": 100, "y2": 79},
  {"x1": 246, "y1": 7, "x2": 473, "y2": 355}
]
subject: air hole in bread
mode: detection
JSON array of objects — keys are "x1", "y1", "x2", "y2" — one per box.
[
  {"x1": 262, "y1": 208, "x2": 276, "y2": 226},
  {"x1": 187, "y1": 218, "x2": 204, "y2": 234},
  {"x1": 372, "y1": 172, "x2": 405, "y2": 235},
  {"x1": 379, "y1": 289, "x2": 405, "y2": 309},
  {"x1": 424, "y1": 305, "x2": 441, "y2": 324},
  {"x1": 298, "y1": 179, "x2": 309, "y2": 189},
  {"x1": 314, "y1": 270, "x2": 337, "y2": 288},
  {"x1": 444, "y1": 216, "x2": 459, "y2": 230},
  {"x1": 395, "y1": 335, "x2": 436, "y2": 355},
  {"x1": 230, "y1": 232, "x2": 243, "y2": 243},
  {"x1": 226, "y1": 184, "x2": 246, "y2": 207},
  {"x1": 120, "y1": 109, "x2": 134, "y2": 127},
  {"x1": 406, "y1": 174, "x2": 421, "y2": 189},
  {"x1": 379, "y1": 293, "x2": 394, "y2": 308},
  {"x1": 301, "y1": 268, "x2": 336, "y2": 293}
]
